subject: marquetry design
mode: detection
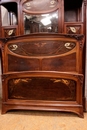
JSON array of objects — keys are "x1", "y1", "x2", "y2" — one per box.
[
  {"x1": 12, "y1": 78, "x2": 32, "y2": 84},
  {"x1": 51, "y1": 78, "x2": 76, "y2": 98},
  {"x1": 8, "y1": 77, "x2": 76, "y2": 101},
  {"x1": 4, "y1": 28, "x2": 16, "y2": 37},
  {"x1": 9, "y1": 44, "x2": 18, "y2": 51},
  {"x1": 66, "y1": 25, "x2": 82, "y2": 34},
  {"x1": 8, "y1": 41, "x2": 76, "y2": 56},
  {"x1": 23, "y1": 0, "x2": 58, "y2": 12},
  {"x1": 51, "y1": 78, "x2": 74, "y2": 86}
]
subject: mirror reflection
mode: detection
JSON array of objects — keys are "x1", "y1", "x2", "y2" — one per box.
[{"x1": 24, "y1": 10, "x2": 58, "y2": 34}]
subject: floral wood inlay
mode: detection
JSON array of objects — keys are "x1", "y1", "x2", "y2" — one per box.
[
  {"x1": 66, "y1": 26, "x2": 81, "y2": 34},
  {"x1": 8, "y1": 41, "x2": 76, "y2": 56},
  {"x1": 23, "y1": 0, "x2": 58, "y2": 12},
  {"x1": 8, "y1": 77, "x2": 76, "y2": 101},
  {"x1": 4, "y1": 29, "x2": 16, "y2": 37}
]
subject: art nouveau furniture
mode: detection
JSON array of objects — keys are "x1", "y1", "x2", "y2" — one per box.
[
  {"x1": 0, "y1": 0, "x2": 86, "y2": 117},
  {"x1": 0, "y1": 33, "x2": 84, "y2": 117}
]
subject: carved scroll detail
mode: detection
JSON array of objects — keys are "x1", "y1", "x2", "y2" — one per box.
[
  {"x1": 80, "y1": 41, "x2": 84, "y2": 50},
  {"x1": 73, "y1": 75, "x2": 84, "y2": 87},
  {"x1": 2, "y1": 75, "x2": 9, "y2": 81},
  {"x1": 65, "y1": 34, "x2": 84, "y2": 40},
  {"x1": 1, "y1": 44, "x2": 5, "y2": 52}
]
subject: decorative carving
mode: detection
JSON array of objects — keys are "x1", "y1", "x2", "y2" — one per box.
[
  {"x1": 65, "y1": 34, "x2": 84, "y2": 40},
  {"x1": 79, "y1": 41, "x2": 84, "y2": 50},
  {"x1": 0, "y1": 38, "x2": 9, "y2": 43},
  {"x1": 0, "y1": 36, "x2": 18, "y2": 43},
  {"x1": 2, "y1": 75, "x2": 9, "y2": 80},
  {"x1": 78, "y1": 75, "x2": 84, "y2": 87},
  {"x1": 0, "y1": 34, "x2": 84, "y2": 43},
  {"x1": 1, "y1": 44, "x2": 5, "y2": 52},
  {"x1": 73, "y1": 75, "x2": 84, "y2": 87}
]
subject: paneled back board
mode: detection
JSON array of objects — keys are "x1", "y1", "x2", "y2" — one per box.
[{"x1": 0, "y1": 33, "x2": 85, "y2": 117}]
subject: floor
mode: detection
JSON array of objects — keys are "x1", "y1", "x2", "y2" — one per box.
[{"x1": 0, "y1": 99, "x2": 87, "y2": 130}]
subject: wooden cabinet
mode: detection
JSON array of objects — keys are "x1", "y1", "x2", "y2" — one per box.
[
  {"x1": 0, "y1": 33, "x2": 85, "y2": 117},
  {"x1": 0, "y1": 0, "x2": 86, "y2": 117}
]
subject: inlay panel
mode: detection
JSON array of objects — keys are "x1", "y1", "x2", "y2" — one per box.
[
  {"x1": 8, "y1": 41, "x2": 76, "y2": 56},
  {"x1": 22, "y1": 0, "x2": 59, "y2": 13},
  {"x1": 8, "y1": 77, "x2": 76, "y2": 101}
]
